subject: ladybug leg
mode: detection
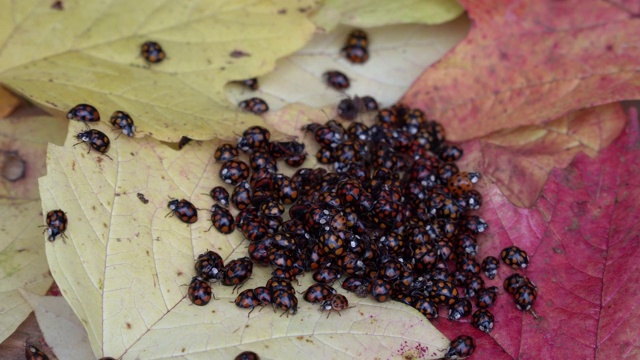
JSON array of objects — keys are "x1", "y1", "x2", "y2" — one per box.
[
  {"x1": 101, "y1": 153, "x2": 113, "y2": 161},
  {"x1": 165, "y1": 211, "x2": 175, "y2": 218},
  {"x1": 247, "y1": 307, "x2": 255, "y2": 317},
  {"x1": 204, "y1": 223, "x2": 215, "y2": 232}
]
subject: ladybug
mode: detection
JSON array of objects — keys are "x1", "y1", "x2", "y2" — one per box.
[
  {"x1": 238, "y1": 126, "x2": 271, "y2": 152},
  {"x1": 303, "y1": 283, "x2": 337, "y2": 303},
  {"x1": 472, "y1": 309, "x2": 495, "y2": 333},
  {"x1": 341, "y1": 276, "x2": 371, "y2": 298},
  {"x1": 476, "y1": 286, "x2": 498, "y2": 309},
  {"x1": 370, "y1": 278, "x2": 392, "y2": 302},
  {"x1": 319, "y1": 293, "x2": 350, "y2": 318},
  {"x1": 285, "y1": 153, "x2": 306, "y2": 167},
  {"x1": 323, "y1": 70, "x2": 350, "y2": 90},
  {"x1": 238, "y1": 97, "x2": 269, "y2": 115},
  {"x1": 391, "y1": 292, "x2": 414, "y2": 306},
  {"x1": 231, "y1": 181, "x2": 252, "y2": 210},
  {"x1": 222, "y1": 257, "x2": 253, "y2": 291},
  {"x1": 25, "y1": 344, "x2": 49, "y2": 360},
  {"x1": 188, "y1": 276, "x2": 213, "y2": 306},
  {"x1": 448, "y1": 297, "x2": 472, "y2": 321},
  {"x1": 207, "y1": 204, "x2": 235, "y2": 234},
  {"x1": 109, "y1": 111, "x2": 136, "y2": 137},
  {"x1": 248, "y1": 241, "x2": 271, "y2": 266},
  {"x1": 414, "y1": 296, "x2": 439, "y2": 319},
  {"x1": 141, "y1": 41, "x2": 166, "y2": 63},
  {"x1": 167, "y1": 198, "x2": 198, "y2": 224},
  {"x1": 319, "y1": 230, "x2": 346, "y2": 258},
  {"x1": 178, "y1": 136, "x2": 192, "y2": 149},
  {"x1": 260, "y1": 199, "x2": 284, "y2": 217},
  {"x1": 234, "y1": 289, "x2": 261, "y2": 316},
  {"x1": 208, "y1": 186, "x2": 230, "y2": 207},
  {"x1": 514, "y1": 283, "x2": 538, "y2": 311},
  {"x1": 447, "y1": 171, "x2": 481, "y2": 196},
  {"x1": 214, "y1": 143, "x2": 239, "y2": 161},
  {"x1": 361, "y1": 96, "x2": 378, "y2": 111},
  {"x1": 481, "y1": 256, "x2": 500, "y2": 279},
  {"x1": 342, "y1": 45, "x2": 369, "y2": 64},
  {"x1": 67, "y1": 103, "x2": 100, "y2": 124},
  {"x1": 438, "y1": 143, "x2": 464, "y2": 162},
  {"x1": 428, "y1": 280, "x2": 458, "y2": 305},
  {"x1": 274, "y1": 175, "x2": 299, "y2": 205},
  {"x1": 194, "y1": 250, "x2": 224, "y2": 281},
  {"x1": 74, "y1": 129, "x2": 111, "y2": 157},
  {"x1": 461, "y1": 215, "x2": 488, "y2": 233},
  {"x1": 219, "y1": 160, "x2": 250, "y2": 185},
  {"x1": 238, "y1": 78, "x2": 259, "y2": 90},
  {"x1": 376, "y1": 108, "x2": 398, "y2": 126},
  {"x1": 44, "y1": 209, "x2": 68, "y2": 241},
  {"x1": 444, "y1": 335, "x2": 475, "y2": 359},
  {"x1": 461, "y1": 189, "x2": 483, "y2": 210},
  {"x1": 267, "y1": 277, "x2": 294, "y2": 295},
  {"x1": 272, "y1": 290, "x2": 298, "y2": 316},
  {"x1": 464, "y1": 274, "x2": 484, "y2": 298},
  {"x1": 313, "y1": 267, "x2": 342, "y2": 284},
  {"x1": 235, "y1": 351, "x2": 260, "y2": 360},
  {"x1": 503, "y1": 273, "x2": 536, "y2": 295},
  {"x1": 253, "y1": 286, "x2": 272, "y2": 305},
  {"x1": 345, "y1": 29, "x2": 368, "y2": 48},
  {"x1": 501, "y1": 245, "x2": 530, "y2": 269}
]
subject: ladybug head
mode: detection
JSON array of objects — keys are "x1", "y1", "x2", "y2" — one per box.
[
  {"x1": 76, "y1": 131, "x2": 90, "y2": 142},
  {"x1": 167, "y1": 199, "x2": 179, "y2": 210}
]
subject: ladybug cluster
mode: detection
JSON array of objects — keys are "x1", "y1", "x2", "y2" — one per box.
[
  {"x1": 200, "y1": 102, "x2": 540, "y2": 358},
  {"x1": 67, "y1": 103, "x2": 138, "y2": 160},
  {"x1": 188, "y1": 250, "x2": 255, "y2": 306}
]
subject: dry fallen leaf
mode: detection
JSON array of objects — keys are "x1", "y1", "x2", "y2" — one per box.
[
  {"x1": 39, "y1": 119, "x2": 449, "y2": 359},
  {"x1": 0, "y1": 0, "x2": 317, "y2": 142},
  {"x1": 226, "y1": 17, "x2": 470, "y2": 112},
  {"x1": 20, "y1": 290, "x2": 94, "y2": 360},
  {"x1": 0, "y1": 86, "x2": 20, "y2": 119},
  {"x1": 432, "y1": 108, "x2": 640, "y2": 359},
  {"x1": 469, "y1": 103, "x2": 627, "y2": 207},
  {"x1": 311, "y1": 0, "x2": 464, "y2": 32},
  {"x1": 0, "y1": 116, "x2": 66, "y2": 344},
  {"x1": 402, "y1": 0, "x2": 640, "y2": 142}
]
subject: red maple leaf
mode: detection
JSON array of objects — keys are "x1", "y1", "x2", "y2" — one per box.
[
  {"x1": 435, "y1": 108, "x2": 640, "y2": 359},
  {"x1": 401, "y1": 0, "x2": 640, "y2": 142}
]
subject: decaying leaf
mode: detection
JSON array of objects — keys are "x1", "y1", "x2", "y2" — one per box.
[
  {"x1": 468, "y1": 103, "x2": 627, "y2": 207},
  {"x1": 311, "y1": 0, "x2": 464, "y2": 32},
  {"x1": 0, "y1": 86, "x2": 20, "y2": 118},
  {"x1": 226, "y1": 18, "x2": 470, "y2": 112},
  {"x1": 20, "y1": 290, "x2": 94, "y2": 360},
  {"x1": 39, "y1": 120, "x2": 449, "y2": 359},
  {"x1": 0, "y1": 0, "x2": 317, "y2": 142},
  {"x1": 0, "y1": 116, "x2": 66, "y2": 344},
  {"x1": 433, "y1": 109, "x2": 640, "y2": 359},
  {"x1": 402, "y1": 0, "x2": 640, "y2": 142}
]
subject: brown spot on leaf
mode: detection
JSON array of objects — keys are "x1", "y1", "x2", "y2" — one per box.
[
  {"x1": 177, "y1": 271, "x2": 183, "y2": 276},
  {"x1": 126, "y1": 322, "x2": 132, "y2": 329},
  {"x1": 51, "y1": 1, "x2": 63, "y2": 10},
  {"x1": 278, "y1": 8, "x2": 287, "y2": 14},
  {"x1": 229, "y1": 50, "x2": 250, "y2": 58}
]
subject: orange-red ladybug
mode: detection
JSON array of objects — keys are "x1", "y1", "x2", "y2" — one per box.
[
  {"x1": 448, "y1": 171, "x2": 481, "y2": 197},
  {"x1": 110, "y1": 111, "x2": 136, "y2": 137},
  {"x1": 74, "y1": 129, "x2": 111, "y2": 157},
  {"x1": 167, "y1": 198, "x2": 198, "y2": 224},
  {"x1": 141, "y1": 41, "x2": 166, "y2": 63},
  {"x1": 319, "y1": 293, "x2": 350, "y2": 318},
  {"x1": 342, "y1": 45, "x2": 369, "y2": 64},
  {"x1": 44, "y1": 209, "x2": 67, "y2": 242},
  {"x1": 67, "y1": 103, "x2": 100, "y2": 124},
  {"x1": 188, "y1": 276, "x2": 212, "y2": 306},
  {"x1": 272, "y1": 289, "x2": 298, "y2": 316}
]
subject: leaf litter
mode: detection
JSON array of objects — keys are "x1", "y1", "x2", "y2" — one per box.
[
  {"x1": 0, "y1": 115, "x2": 66, "y2": 344},
  {"x1": 0, "y1": 0, "x2": 317, "y2": 142}
]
